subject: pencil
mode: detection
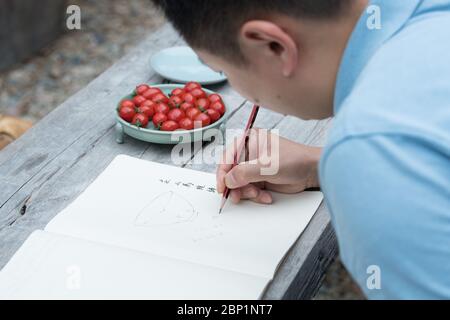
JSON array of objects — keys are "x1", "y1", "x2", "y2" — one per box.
[{"x1": 219, "y1": 105, "x2": 260, "y2": 214}]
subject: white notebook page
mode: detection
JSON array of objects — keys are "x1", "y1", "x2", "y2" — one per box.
[
  {"x1": 46, "y1": 155, "x2": 323, "y2": 279},
  {"x1": 0, "y1": 231, "x2": 268, "y2": 299}
]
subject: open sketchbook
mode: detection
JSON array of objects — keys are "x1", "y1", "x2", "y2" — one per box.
[{"x1": 0, "y1": 155, "x2": 323, "y2": 299}]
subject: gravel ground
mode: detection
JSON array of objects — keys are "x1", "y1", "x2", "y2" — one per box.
[
  {"x1": 0, "y1": 0, "x2": 364, "y2": 300},
  {"x1": 0, "y1": 0, "x2": 164, "y2": 122},
  {"x1": 315, "y1": 257, "x2": 365, "y2": 300}
]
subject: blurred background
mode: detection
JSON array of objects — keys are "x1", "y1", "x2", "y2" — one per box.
[{"x1": 0, "y1": 0, "x2": 363, "y2": 299}]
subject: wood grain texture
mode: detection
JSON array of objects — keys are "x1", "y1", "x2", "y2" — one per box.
[{"x1": 0, "y1": 23, "x2": 337, "y2": 299}]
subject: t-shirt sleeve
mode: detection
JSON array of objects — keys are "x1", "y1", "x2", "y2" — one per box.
[{"x1": 320, "y1": 134, "x2": 450, "y2": 299}]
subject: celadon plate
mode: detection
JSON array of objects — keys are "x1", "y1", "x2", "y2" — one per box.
[
  {"x1": 150, "y1": 46, "x2": 227, "y2": 85},
  {"x1": 115, "y1": 84, "x2": 230, "y2": 145}
]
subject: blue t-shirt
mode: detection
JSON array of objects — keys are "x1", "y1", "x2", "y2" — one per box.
[{"x1": 319, "y1": 0, "x2": 450, "y2": 299}]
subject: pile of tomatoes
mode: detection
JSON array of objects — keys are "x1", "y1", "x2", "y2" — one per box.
[{"x1": 118, "y1": 82, "x2": 226, "y2": 131}]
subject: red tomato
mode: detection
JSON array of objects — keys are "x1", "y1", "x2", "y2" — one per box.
[
  {"x1": 168, "y1": 95, "x2": 184, "y2": 109},
  {"x1": 186, "y1": 107, "x2": 201, "y2": 120},
  {"x1": 133, "y1": 95, "x2": 147, "y2": 107},
  {"x1": 120, "y1": 99, "x2": 135, "y2": 109},
  {"x1": 151, "y1": 93, "x2": 170, "y2": 104},
  {"x1": 178, "y1": 117, "x2": 194, "y2": 130},
  {"x1": 139, "y1": 103, "x2": 155, "y2": 119},
  {"x1": 190, "y1": 88, "x2": 207, "y2": 100},
  {"x1": 184, "y1": 81, "x2": 201, "y2": 92},
  {"x1": 136, "y1": 84, "x2": 150, "y2": 95},
  {"x1": 196, "y1": 98, "x2": 210, "y2": 111},
  {"x1": 140, "y1": 99, "x2": 156, "y2": 108},
  {"x1": 180, "y1": 102, "x2": 194, "y2": 112},
  {"x1": 182, "y1": 92, "x2": 196, "y2": 104},
  {"x1": 142, "y1": 88, "x2": 162, "y2": 100},
  {"x1": 170, "y1": 88, "x2": 185, "y2": 97},
  {"x1": 208, "y1": 93, "x2": 222, "y2": 103},
  {"x1": 205, "y1": 108, "x2": 221, "y2": 123},
  {"x1": 154, "y1": 102, "x2": 170, "y2": 114},
  {"x1": 167, "y1": 108, "x2": 186, "y2": 122},
  {"x1": 210, "y1": 101, "x2": 226, "y2": 115},
  {"x1": 152, "y1": 113, "x2": 168, "y2": 127},
  {"x1": 119, "y1": 105, "x2": 136, "y2": 123},
  {"x1": 160, "y1": 120, "x2": 180, "y2": 132},
  {"x1": 194, "y1": 113, "x2": 211, "y2": 127},
  {"x1": 132, "y1": 113, "x2": 149, "y2": 128}
]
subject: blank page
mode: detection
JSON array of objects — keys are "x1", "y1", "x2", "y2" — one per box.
[{"x1": 0, "y1": 231, "x2": 268, "y2": 299}]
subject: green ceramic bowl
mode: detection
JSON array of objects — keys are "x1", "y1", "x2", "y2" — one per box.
[{"x1": 115, "y1": 84, "x2": 230, "y2": 144}]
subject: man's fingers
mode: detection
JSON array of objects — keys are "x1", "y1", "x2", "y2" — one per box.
[
  {"x1": 240, "y1": 185, "x2": 273, "y2": 204},
  {"x1": 229, "y1": 185, "x2": 273, "y2": 205},
  {"x1": 216, "y1": 138, "x2": 241, "y2": 193},
  {"x1": 216, "y1": 165, "x2": 228, "y2": 194},
  {"x1": 224, "y1": 162, "x2": 264, "y2": 189},
  {"x1": 230, "y1": 189, "x2": 241, "y2": 204},
  {"x1": 264, "y1": 182, "x2": 306, "y2": 194}
]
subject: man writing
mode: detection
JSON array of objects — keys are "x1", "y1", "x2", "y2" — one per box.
[{"x1": 151, "y1": 0, "x2": 450, "y2": 299}]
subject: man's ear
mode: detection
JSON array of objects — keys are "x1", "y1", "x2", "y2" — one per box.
[{"x1": 239, "y1": 20, "x2": 298, "y2": 77}]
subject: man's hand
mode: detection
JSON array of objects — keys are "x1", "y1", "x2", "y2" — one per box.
[{"x1": 216, "y1": 128, "x2": 322, "y2": 204}]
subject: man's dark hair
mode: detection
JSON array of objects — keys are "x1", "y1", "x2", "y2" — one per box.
[{"x1": 151, "y1": 0, "x2": 349, "y2": 63}]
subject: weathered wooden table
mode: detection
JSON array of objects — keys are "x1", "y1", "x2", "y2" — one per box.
[{"x1": 0, "y1": 24, "x2": 337, "y2": 299}]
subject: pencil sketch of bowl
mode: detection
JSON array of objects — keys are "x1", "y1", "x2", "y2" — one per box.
[{"x1": 134, "y1": 191, "x2": 198, "y2": 227}]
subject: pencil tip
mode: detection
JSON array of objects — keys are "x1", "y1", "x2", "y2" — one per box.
[{"x1": 218, "y1": 208, "x2": 222, "y2": 214}]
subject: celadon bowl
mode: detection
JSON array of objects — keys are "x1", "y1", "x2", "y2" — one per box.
[{"x1": 115, "y1": 84, "x2": 230, "y2": 145}]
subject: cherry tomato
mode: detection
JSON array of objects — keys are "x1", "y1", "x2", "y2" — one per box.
[
  {"x1": 139, "y1": 102, "x2": 155, "y2": 119},
  {"x1": 184, "y1": 81, "x2": 201, "y2": 92},
  {"x1": 152, "y1": 113, "x2": 168, "y2": 127},
  {"x1": 196, "y1": 98, "x2": 210, "y2": 111},
  {"x1": 182, "y1": 92, "x2": 196, "y2": 104},
  {"x1": 190, "y1": 88, "x2": 207, "y2": 99},
  {"x1": 178, "y1": 117, "x2": 194, "y2": 130},
  {"x1": 155, "y1": 102, "x2": 170, "y2": 114},
  {"x1": 208, "y1": 93, "x2": 222, "y2": 103},
  {"x1": 132, "y1": 113, "x2": 149, "y2": 128},
  {"x1": 168, "y1": 95, "x2": 184, "y2": 109},
  {"x1": 194, "y1": 113, "x2": 211, "y2": 127},
  {"x1": 170, "y1": 88, "x2": 185, "y2": 97},
  {"x1": 119, "y1": 105, "x2": 136, "y2": 123},
  {"x1": 160, "y1": 120, "x2": 180, "y2": 132},
  {"x1": 142, "y1": 88, "x2": 162, "y2": 100},
  {"x1": 205, "y1": 108, "x2": 221, "y2": 123},
  {"x1": 151, "y1": 93, "x2": 170, "y2": 104},
  {"x1": 136, "y1": 84, "x2": 150, "y2": 95},
  {"x1": 210, "y1": 101, "x2": 226, "y2": 115},
  {"x1": 140, "y1": 99, "x2": 156, "y2": 108},
  {"x1": 133, "y1": 95, "x2": 147, "y2": 107},
  {"x1": 120, "y1": 99, "x2": 135, "y2": 109},
  {"x1": 167, "y1": 108, "x2": 186, "y2": 122},
  {"x1": 179, "y1": 102, "x2": 194, "y2": 112},
  {"x1": 190, "y1": 88, "x2": 207, "y2": 100},
  {"x1": 186, "y1": 107, "x2": 201, "y2": 120}
]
